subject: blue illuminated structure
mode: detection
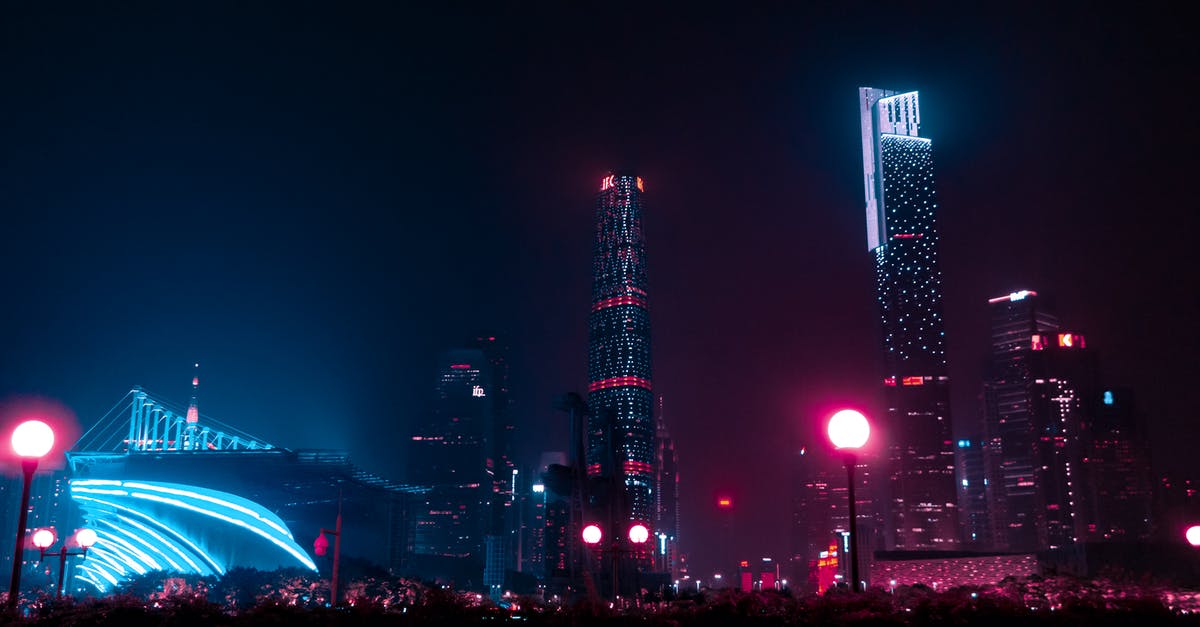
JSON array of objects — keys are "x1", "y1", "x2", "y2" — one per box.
[
  {"x1": 859, "y1": 88, "x2": 959, "y2": 549},
  {"x1": 63, "y1": 387, "x2": 427, "y2": 595},
  {"x1": 69, "y1": 479, "x2": 316, "y2": 592}
]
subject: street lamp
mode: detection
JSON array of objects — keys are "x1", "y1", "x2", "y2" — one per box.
[
  {"x1": 31, "y1": 528, "x2": 96, "y2": 598},
  {"x1": 8, "y1": 420, "x2": 54, "y2": 612},
  {"x1": 827, "y1": 409, "x2": 869, "y2": 592},
  {"x1": 1186, "y1": 525, "x2": 1200, "y2": 547},
  {"x1": 312, "y1": 492, "x2": 343, "y2": 606},
  {"x1": 581, "y1": 522, "x2": 649, "y2": 600}
]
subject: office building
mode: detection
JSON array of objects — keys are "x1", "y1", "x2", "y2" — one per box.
[{"x1": 859, "y1": 87, "x2": 959, "y2": 549}]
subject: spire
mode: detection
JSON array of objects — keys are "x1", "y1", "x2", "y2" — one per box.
[{"x1": 186, "y1": 362, "x2": 200, "y2": 424}]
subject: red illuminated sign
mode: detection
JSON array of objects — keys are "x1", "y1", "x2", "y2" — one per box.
[
  {"x1": 636, "y1": 176, "x2": 644, "y2": 191},
  {"x1": 601, "y1": 175, "x2": 615, "y2": 191},
  {"x1": 717, "y1": 497, "x2": 733, "y2": 509},
  {"x1": 1031, "y1": 334, "x2": 1046, "y2": 351},
  {"x1": 1057, "y1": 333, "x2": 1085, "y2": 348},
  {"x1": 901, "y1": 376, "x2": 924, "y2": 386},
  {"x1": 883, "y1": 376, "x2": 897, "y2": 386},
  {"x1": 450, "y1": 364, "x2": 472, "y2": 369}
]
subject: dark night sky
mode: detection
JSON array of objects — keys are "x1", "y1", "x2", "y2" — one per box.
[{"x1": 1, "y1": 3, "x2": 1196, "y2": 576}]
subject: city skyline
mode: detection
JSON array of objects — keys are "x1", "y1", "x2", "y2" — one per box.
[{"x1": 1, "y1": 4, "x2": 1196, "y2": 580}]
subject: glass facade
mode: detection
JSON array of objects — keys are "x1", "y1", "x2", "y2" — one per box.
[
  {"x1": 860, "y1": 88, "x2": 959, "y2": 549},
  {"x1": 587, "y1": 173, "x2": 655, "y2": 524}
]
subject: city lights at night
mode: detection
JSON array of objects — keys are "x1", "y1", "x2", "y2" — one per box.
[{"x1": 0, "y1": 3, "x2": 1197, "y2": 624}]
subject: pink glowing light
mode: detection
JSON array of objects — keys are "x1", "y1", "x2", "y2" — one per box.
[
  {"x1": 827, "y1": 410, "x2": 870, "y2": 450},
  {"x1": 32, "y1": 528, "x2": 56, "y2": 550},
  {"x1": 582, "y1": 524, "x2": 602, "y2": 545},
  {"x1": 11, "y1": 420, "x2": 55, "y2": 458}
]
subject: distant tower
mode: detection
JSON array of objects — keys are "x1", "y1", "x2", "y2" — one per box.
[
  {"x1": 186, "y1": 363, "x2": 200, "y2": 425},
  {"x1": 859, "y1": 88, "x2": 959, "y2": 549},
  {"x1": 587, "y1": 172, "x2": 655, "y2": 524},
  {"x1": 654, "y1": 397, "x2": 680, "y2": 576}
]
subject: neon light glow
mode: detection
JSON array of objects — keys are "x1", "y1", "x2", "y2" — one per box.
[
  {"x1": 1057, "y1": 333, "x2": 1085, "y2": 348},
  {"x1": 582, "y1": 524, "x2": 602, "y2": 544},
  {"x1": 901, "y1": 376, "x2": 925, "y2": 386},
  {"x1": 11, "y1": 419, "x2": 55, "y2": 458},
  {"x1": 988, "y1": 290, "x2": 1038, "y2": 304},
  {"x1": 601, "y1": 175, "x2": 615, "y2": 191},
  {"x1": 1031, "y1": 334, "x2": 1046, "y2": 350},
  {"x1": 591, "y1": 294, "x2": 649, "y2": 312},
  {"x1": 587, "y1": 376, "x2": 652, "y2": 392},
  {"x1": 828, "y1": 409, "x2": 870, "y2": 449},
  {"x1": 623, "y1": 460, "x2": 653, "y2": 475},
  {"x1": 32, "y1": 528, "x2": 56, "y2": 549},
  {"x1": 628, "y1": 524, "x2": 650, "y2": 544},
  {"x1": 1103, "y1": 391, "x2": 1114, "y2": 405},
  {"x1": 70, "y1": 479, "x2": 316, "y2": 589}
]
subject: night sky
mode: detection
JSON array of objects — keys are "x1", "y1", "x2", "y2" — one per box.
[{"x1": 1, "y1": 4, "x2": 1195, "y2": 576}]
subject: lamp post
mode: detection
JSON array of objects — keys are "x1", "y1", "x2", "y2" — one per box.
[
  {"x1": 31, "y1": 528, "x2": 96, "y2": 598},
  {"x1": 313, "y1": 492, "x2": 343, "y2": 606},
  {"x1": 8, "y1": 420, "x2": 54, "y2": 612},
  {"x1": 581, "y1": 522, "x2": 649, "y2": 601},
  {"x1": 827, "y1": 409, "x2": 869, "y2": 592}
]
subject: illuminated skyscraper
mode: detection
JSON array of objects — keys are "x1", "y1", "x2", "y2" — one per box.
[
  {"x1": 1079, "y1": 387, "x2": 1153, "y2": 542},
  {"x1": 859, "y1": 88, "x2": 959, "y2": 549},
  {"x1": 408, "y1": 349, "x2": 495, "y2": 578},
  {"x1": 982, "y1": 290, "x2": 1094, "y2": 551},
  {"x1": 587, "y1": 172, "x2": 655, "y2": 524},
  {"x1": 654, "y1": 398, "x2": 680, "y2": 575}
]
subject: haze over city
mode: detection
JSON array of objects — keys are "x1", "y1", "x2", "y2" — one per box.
[{"x1": 1, "y1": 1, "x2": 1196, "y2": 591}]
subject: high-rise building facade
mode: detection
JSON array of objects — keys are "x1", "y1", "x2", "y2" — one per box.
[
  {"x1": 982, "y1": 290, "x2": 1095, "y2": 551},
  {"x1": 654, "y1": 398, "x2": 680, "y2": 576},
  {"x1": 954, "y1": 438, "x2": 991, "y2": 548},
  {"x1": 587, "y1": 172, "x2": 655, "y2": 524},
  {"x1": 408, "y1": 348, "x2": 498, "y2": 580},
  {"x1": 1079, "y1": 388, "x2": 1153, "y2": 542},
  {"x1": 859, "y1": 88, "x2": 959, "y2": 549}
]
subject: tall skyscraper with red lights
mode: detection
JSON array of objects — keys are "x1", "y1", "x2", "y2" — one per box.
[
  {"x1": 859, "y1": 88, "x2": 959, "y2": 549},
  {"x1": 587, "y1": 172, "x2": 655, "y2": 525}
]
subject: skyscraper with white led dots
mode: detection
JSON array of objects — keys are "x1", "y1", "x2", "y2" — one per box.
[
  {"x1": 859, "y1": 88, "x2": 959, "y2": 549},
  {"x1": 587, "y1": 172, "x2": 655, "y2": 525}
]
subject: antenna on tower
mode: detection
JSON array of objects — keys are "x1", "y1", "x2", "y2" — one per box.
[{"x1": 186, "y1": 362, "x2": 200, "y2": 425}]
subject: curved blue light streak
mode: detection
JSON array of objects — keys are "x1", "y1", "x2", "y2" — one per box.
[{"x1": 70, "y1": 478, "x2": 316, "y2": 590}]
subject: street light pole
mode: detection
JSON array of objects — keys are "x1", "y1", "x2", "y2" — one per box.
[
  {"x1": 827, "y1": 409, "x2": 869, "y2": 593},
  {"x1": 844, "y1": 452, "x2": 860, "y2": 592},
  {"x1": 7, "y1": 420, "x2": 55, "y2": 613},
  {"x1": 7, "y1": 458, "x2": 36, "y2": 612},
  {"x1": 314, "y1": 491, "x2": 343, "y2": 606}
]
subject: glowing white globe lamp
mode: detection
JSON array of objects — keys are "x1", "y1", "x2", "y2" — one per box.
[
  {"x1": 582, "y1": 524, "x2": 602, "y2": 545},
  {"x1": 11, "y1": 420, "x2": 55, "y2": 458},
  {"x1": 628, "y1": 524, "x2": 649, "y2": 544},
  {"x1": 31, "y1": 528, "x2": 56, "y2": 550},
  {"x1": 1186, "y1": 524, "x2": 1200, "y2": 547},
  {"x1": 827, "y1": 409, "x2": 870, "y2": 450},
  {"x1": 74, "y1": 528, "x2": 98, "y2": 549}
]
